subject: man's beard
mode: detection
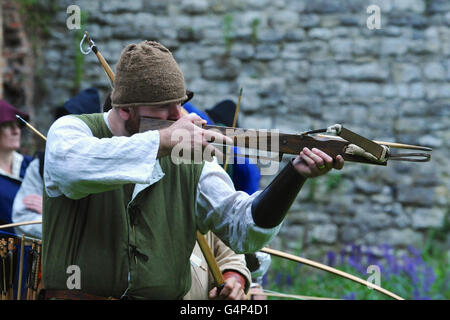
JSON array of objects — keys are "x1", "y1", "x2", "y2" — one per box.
[{"x1": 124, "y1": 109, "x2": 141, "y2": 135}]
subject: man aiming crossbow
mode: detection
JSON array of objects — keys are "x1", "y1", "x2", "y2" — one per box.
[{"x1": 40, "y1": 41, "x2": 343, "y2": 300}]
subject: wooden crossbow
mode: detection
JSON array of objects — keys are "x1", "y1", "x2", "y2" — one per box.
[{"x1": 139, "y1": 118, "x2": 432, "y2": 165}]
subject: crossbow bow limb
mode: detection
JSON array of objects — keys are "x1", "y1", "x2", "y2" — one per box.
[{"x1": 260, "y1": 247, "x2": 404, "y2": 300}]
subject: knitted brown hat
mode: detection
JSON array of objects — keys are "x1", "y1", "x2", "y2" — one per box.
[{"x1": 111, "y1": 41, "x2": 188, "y2": 108}]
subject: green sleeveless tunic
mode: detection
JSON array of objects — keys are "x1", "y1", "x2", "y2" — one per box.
[{"x1": 42, "y1": 113, "x2": 204, "y2": 299}]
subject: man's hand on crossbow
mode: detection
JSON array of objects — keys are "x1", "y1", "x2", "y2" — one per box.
[{"x1": 293, "y1": 147, "x2": 344, "y2": 178}]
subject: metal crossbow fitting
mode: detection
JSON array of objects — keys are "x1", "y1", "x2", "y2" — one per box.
[{"x1": 306, "y1": 124, "x2": 432, "y2": 164}]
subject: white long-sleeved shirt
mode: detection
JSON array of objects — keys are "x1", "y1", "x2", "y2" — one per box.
[
  {"x1": 44, "y1": 111, "x2": 281, "y2": 253},
  {"x1": 12, "y1": 158, "x2": 43, "y2": 238}
]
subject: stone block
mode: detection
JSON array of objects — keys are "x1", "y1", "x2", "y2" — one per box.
[
  {"x1": 426, "y1": 0, "x2": 450, "y2": 13},
  {"x1": 423, "y1": 62, "x2": 446, "y2": 81},
  {"x1": 348, "y1": 82, "x2": 382, "y2": 97},
  {"x1": 354, "y1": 211, "x2": 392, "y2": 230},
  {"x1": 279, "y1": 225, "x2": 305, "y2": 244},
  {"x1": 284, "y1": 60, "x2": 309, "y2": 80},
  {"x1": 354, "y1": 179, "x2": 381, "y2": 195},
  {"x1": 102, "y1": 0, "x2": 143, "y2": 13},
  {"x1": 308, "y1": 28, "x2": 332, "y2": 40},
  {"x1": 269, "y1": 10, "x2": 300, "y2": 29},
  {"x1": 392, "y1": 0, "x2": 425, "y2": 13},
  {"x1": 284, "y1": 29, "x2": 306, "y2": 41},
  {"x1": 380, "y1": 38, "x2": 409, "y2": 56},
  {"x1": 340, "y1": 226, "x2": 360, "y2": 242},
  {"x1": 180, "y1": 0, "x2": 209, "y2": 14},
  {"x1": 308, "y1": 224, "x2": 338, "y2": 244},
  {"x1": 364, "y1": 228, "x2": 424, "y2": 246},
  {"x1": 339, "y1": 63, "x2": 389, "y2": 81},
  {"x1": 305, "y1": 0, "x2": 350, "y2": 13},
  {"x1": 397, "y1": 187, "x2": 434, "y2": 206},
  {"x1": 392, "y1": 63, "x2": 422, "y2": 83},
  {"x1": 254, "y1": 44, "x2": 280, "y2": 61},
  {"x1": 411, "y1": 208, "x2": 445, "y2": 229},
  {"x1": 298, "y1": 14, "x2": 320, "y2": 28}
]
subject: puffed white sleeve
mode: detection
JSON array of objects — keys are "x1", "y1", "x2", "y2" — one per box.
[
  {"x1": 195, "y1": 160, "x2": 281, "y2": 253},
  {"x1": 44, "y1": 115, "x2": 161, "y2": 200}
]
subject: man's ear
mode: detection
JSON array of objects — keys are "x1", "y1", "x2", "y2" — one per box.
[{"x1": 117, "y1": 107, "x2": 132, "y2": 120}]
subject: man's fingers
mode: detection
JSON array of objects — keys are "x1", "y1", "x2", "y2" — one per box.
[
  {"x1": 311, "y1": 148, "x2": 333, "y2": 167},
  {"x1": 227, "y1": 283, "x2": 244, "y2": 300},
  {"x1": 23, "y1": 194, "x2": 42, "y2": 201},
  {"x1": 219, "y1": 282, "x2": 232, "y2": 298},
  {"x1": 23, "y1": 198, "x2": 39, "y2": 206},
  {"x1": 209, "y1": 287, "x2": 218, "y2": 299},
  {"x1": 300, "y1": 150, "x2": 320, "y2": 175},
  {"x1": 185, "y1": 112, "x2": 205, "y2": 124},
  {"x1": 203, "y1": 129, "x2": 233, "y2": 146},
  {"x1": 302, "y1": 147, "x2": 326, "y2": 169},
  {"x1": 334, "y1": 155, "x2": 344, "y2": 170}
]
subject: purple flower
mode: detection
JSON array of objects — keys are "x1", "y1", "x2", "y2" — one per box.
[
  {"x1": 366, "y1": 247, "x2": 379, "y2": 265},
  {"x1": 327, "y1": 251, "x2": 336, "y2": 267},
  {"x1": 323, "y1": 243, "x2": 437, "y2": 300},
  {"x1": 286, "y1": 274, "x2": 293, "y2": 286},
  {"x1": 339, "y1": 248, "x2": 347, "y2": 265},
  {"x1": 262, "y1": 273, "x2": 268, "y2": 287},
  {"x1": 347, "y1": 245, "x2": 366, "y2": 275},
  {"x1": 342, "y1": 292, "x2": 356, "y2": 300},
  {"x1": 275, "y1": 271, "x2": 283, "y2": 287}
]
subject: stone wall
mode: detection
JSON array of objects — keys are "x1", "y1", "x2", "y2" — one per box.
[
  {"x1": 1, "y1": 1, "x2": 34, "y2": 111},
  {"x1": 22, "y1": 0, "x2": 450, "y2": 257}
]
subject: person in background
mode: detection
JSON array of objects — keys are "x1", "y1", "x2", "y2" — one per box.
[
  {"x1": 12, "y1": 88, "x2": 101, "y2": 238},
  {"x1": 0, "y1": 100, "x2": 33, "y2": 235},
  {"x1": 183, "y1": 231, "x2": 251, "y2": 300}
]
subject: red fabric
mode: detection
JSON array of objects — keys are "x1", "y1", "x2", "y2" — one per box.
[
  {"x1": 0, "y1": 100, "x2": 29, "y2": 124},
  {"x1": 223, "y1": 271, "x2": 247, "y2": 290}
]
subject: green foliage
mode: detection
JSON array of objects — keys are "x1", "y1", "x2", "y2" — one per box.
[
  {"x1": 426, "y1": 208, "x2": 450, "y2": 243},
  {"x1": 223, "y1": 14, "x2": 235, "y2": 55},
  {"x1": 17, "y1": 0, "x2": 59, "y2": 42},
  {"x1": 72, "y1": 11, "x2": 88, "y2": 93},
  {"x1": 325, "y1": 172, "x2": 343, "y2": 191},
  {"x1": 305, "y1": 177, "x2": 318, "y2": 201},
  {"x1": 250, "y1": 18, "x2": 260, "y2": 45}
]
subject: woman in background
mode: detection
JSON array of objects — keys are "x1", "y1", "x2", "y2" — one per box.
[{"x1": 0, "y1": 100, "x2": 33, "y2": 234}]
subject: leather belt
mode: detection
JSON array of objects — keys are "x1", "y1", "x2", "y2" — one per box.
[{"x1": 39, "y1": 289, "x2": 118, "y2": 300}]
